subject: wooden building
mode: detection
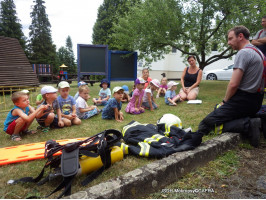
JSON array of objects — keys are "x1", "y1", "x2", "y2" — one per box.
[{"x1": 0, "y1": 36, "x2": 39, "y2": 86}]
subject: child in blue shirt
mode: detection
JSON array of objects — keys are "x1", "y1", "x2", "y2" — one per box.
[
  {"x1": 165, "y1": 81, "x2": 179, "y2": 106},
  {"x1": 93, "y1": 79, "x2": 111, "y2": 106},
  {"x1": 57, "y1": 81, "x2": 81, "y2": 126},
  {"x1": 4, "y1": 91, "x2": 47, "y2": 141},
  {"x1": 102, "y1": 86, "x2": 124, "y2": 122}
]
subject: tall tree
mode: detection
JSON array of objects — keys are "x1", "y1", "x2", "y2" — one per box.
[
  {"x1": 112, "y1": 0, "x2": 266, "y2": 69},
  {"x1": 28, "y1": 0, "x2": 57, "y2": 68},
  {"x1": 65, "y1": 36, "x2": 76, "y2": 73},
  {"x1": 57, "y1": 36, "x2": 77, "y2": 74},
  {"x1": 92, "y1": 0, "x2": 140, "y2": 49},
  {"x1": 0, "y1": 0, "x2": 26, "y2": 50}
]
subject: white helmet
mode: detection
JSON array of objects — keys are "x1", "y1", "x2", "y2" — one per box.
[{"x1": 157, "y1": 114, "x2": 182, "y2": 129}]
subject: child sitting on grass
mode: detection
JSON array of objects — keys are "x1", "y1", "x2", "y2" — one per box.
[
  {"x1": 36, "y1": 93, "x2": 44, "y2": 106},
  {"x1": 142, "y1": 79, "x2": 160, "y2": 111},
  {"x1": 156, "y1": 77, "x2": 168, "y2": 98},
  {"x1": 102, "y1": 86, "x2": 124, "y2": 122},
  {"x1": 4, "y1": 91, "x2": 47, "y2": 141},
  {"x1": 57, "y1": 81, "x2": 81, "y2": 126},
  {"x1": 141, "y1": 68, "x2": 152, "y2": 89},
  {"x1": 93, "y1": 79, "x2": 111, "y2": 106},
  {"x1": 121, "y1": 85, "x2": 130, "y2": 103},
  {"x1": 74, "y1": 81, "x2": 88, "y2": 101},
  {"x1": 36, "y1": 86, "x2": 64, "y2": 132},
  {"x1": 76, "y1": 85, "x2": 101, "y2": 119},
  {"x1": 125, "y1": 78, "x2": 145, "y2": 114},
  {"x1": 165, "y1": 81, "x2": 179, "y2": 106}
]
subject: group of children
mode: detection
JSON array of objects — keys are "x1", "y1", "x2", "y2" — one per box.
[{"x1": 3, "y1": 69, "x2": 180, "y2": 141}]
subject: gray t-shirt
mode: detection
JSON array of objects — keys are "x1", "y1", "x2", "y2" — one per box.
[
  {"x1": 254, "y1": 29, "x2": 266, "y2": 39},
  {"x1": 233, "y1": 44, "x2": 264, "y2": 93}
]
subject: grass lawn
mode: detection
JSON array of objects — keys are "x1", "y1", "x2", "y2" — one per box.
[{"x1": 0, "y1": 80, "x2": 241, "y2": 198}]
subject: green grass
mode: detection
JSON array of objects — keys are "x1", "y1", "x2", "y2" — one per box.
[
  {"x1": 148, "y1": 150, "x2": 240, "y2": 199},
  {"x1": 0, "y1": 80, "x2": 248, "y2": 198}
]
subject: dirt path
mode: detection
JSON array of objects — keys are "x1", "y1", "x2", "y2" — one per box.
[{"x1": 198, "y1": 142, "x2": 266, "y2": 199}]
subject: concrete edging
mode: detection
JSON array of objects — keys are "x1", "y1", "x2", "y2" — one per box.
[{"x1": 67, "y1": 132, "x2": 241, "y2": 199}]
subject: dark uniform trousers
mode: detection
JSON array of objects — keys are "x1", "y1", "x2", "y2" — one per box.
[
  {"x1": 198, "y1": 89, "x2": 264, "y2": 135},
  {"x1": 257, "y1": 44, "x2": 266, "y2": 56}
]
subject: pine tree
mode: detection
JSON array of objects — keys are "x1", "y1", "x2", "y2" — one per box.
[
  {"x1": 0, "y1": 0, "x2": 26, "y2": 50},
  {"x1": 65, "y1": 36, "x2": 76, "y2": 74},
  {"x1": 28, "y1": 0, "x2": 57, "y2": 69},
  {"x1": 92, "y1": 0, "x2": 140, "y2": 49},
  {"x1": 57, "y1": 36, "x2": 77, "y2": 74}
]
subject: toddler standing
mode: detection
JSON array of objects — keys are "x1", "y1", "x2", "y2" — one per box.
[
  {"x1": 156, "y1": 77, "x2": 168, "y2": 98},
  {"x1": 76, "y1": 85, "x2": 101, "y2": 119},
  {"x1": 142, "y1": 79, "x2": 160, "y2": 111},
  {"x1": 125, "y1": 78, "x2": 146, "y2": 114}
]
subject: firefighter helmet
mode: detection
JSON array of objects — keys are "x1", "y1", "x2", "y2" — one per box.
[{"x1": 157, "y1": 114, "x2": 182, "y2": 128}]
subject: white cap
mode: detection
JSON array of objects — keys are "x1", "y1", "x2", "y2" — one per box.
[
  {"x1": 150, "y1": 79, "x2": 160, "y2": 88},
  {"x1": 21, "y1": 89, "x2": 30, "y2": 94},
  {"x1": 112, "y1": 86, "x2": 124, "y2": 94},
  {"x1": 58, "y1": 81, "x2": 70, "y2": 89},
  {"x1": 41, "y1": 86, "x2": 58, "y2": 95},
  {"x1": 167, "y1": 81, "x2": 179, "y2": 90}
]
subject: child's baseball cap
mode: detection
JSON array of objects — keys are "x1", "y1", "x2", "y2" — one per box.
[
  {"x1": 78, "y1": 81, "x2": 87, "y2": 87},
  {"x1": 41, "y1": 86, "x2": 58, "y2": 95},
  {"x1": 112, "y1": 86, "x2": 124, "y2": 94},
  {"x1": 21, "y1": 89, "x2": 30, "y2": 94},
  {"x1": 122, "y1": 85, "x2": 129, "y2": 94},
  {"x1": 100, "y1": 79, "x2": 110, "y2": 88},
  {"x1": 135, "y1": 77, "x2": 146, "y2": 85},
  {"x1": 167, "y1": 81, "x2": 179, "y2": 90},
  {"x1": 150, "y1": 79, "x2": 160, "y2": 88},
  {"x1": 58, "y1": 81, "x2": 70, "y2": 89}
]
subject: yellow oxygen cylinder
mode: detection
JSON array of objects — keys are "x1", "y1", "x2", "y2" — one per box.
[{"x1": 78, "y1": 146, "x2": 123, "y2": 175}]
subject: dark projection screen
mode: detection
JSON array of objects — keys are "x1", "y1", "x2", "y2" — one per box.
[
  {"x1": 109, "y1": 51, "x2": 137, "y2": 81},
  {"x1": 78, "y1": 45, "x2": 107, "y2": 74}
]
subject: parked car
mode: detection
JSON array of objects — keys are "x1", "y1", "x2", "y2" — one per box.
[{"x1": 203, "y1": 64, "x2": 234, "y2": 80}]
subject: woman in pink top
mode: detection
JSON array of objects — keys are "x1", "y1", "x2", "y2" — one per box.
[
  {"x1": 125, "y1": 78, "x2": 146, "y2": 114},
  {"x1": 141, "y1": 68, "x2": 152, "y2": 89}
]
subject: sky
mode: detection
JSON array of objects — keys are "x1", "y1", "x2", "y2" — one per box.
[{"x1": 13, "y1": 0, "x2": 104, "y2": 58}]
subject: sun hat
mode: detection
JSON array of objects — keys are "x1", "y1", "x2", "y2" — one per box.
[
  {"x1": 78, "y1": 81, "x2": 87, "y2": 87},
  {"x1": 112, "y1": 86, "x2": 124, "y2": 94},
  {"x1": 135, "y1": 77, "x2": 147, "y2": 85},
  {"x1": 41, "y1": 86, "x2": 58, "y2": 95},
  {"x1": 150, "y1": 79, "x2": 160, "y2": 88},
  {"x1": 100, "y1": 79, "x2": 110, "y2": 88},
  {"x1": 122, "y1": 85, "x2": 129, "y2": 94},
  {"x1": 167, "y1": 81, "x2": 179, "y2": 90},
  {"x1": 58, "y1": 81, "x2": 70, "y2": 89}
]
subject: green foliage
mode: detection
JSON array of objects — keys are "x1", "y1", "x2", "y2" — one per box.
[
  {"x1": 57, "y1": 36, "x2": 77, "y2": 74},
  {"x1": 28, "y1": 0, "x2": 57, "y2": 68},
  {"x1": 92, "y1": 0, "x2": 140, "y2": 49},
  {"x1": 0, "y1": 0, "x2": 26, "y2": 50},
  {"x1": 112, "y1": 0, "x2": 266, "y2": 69}
]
